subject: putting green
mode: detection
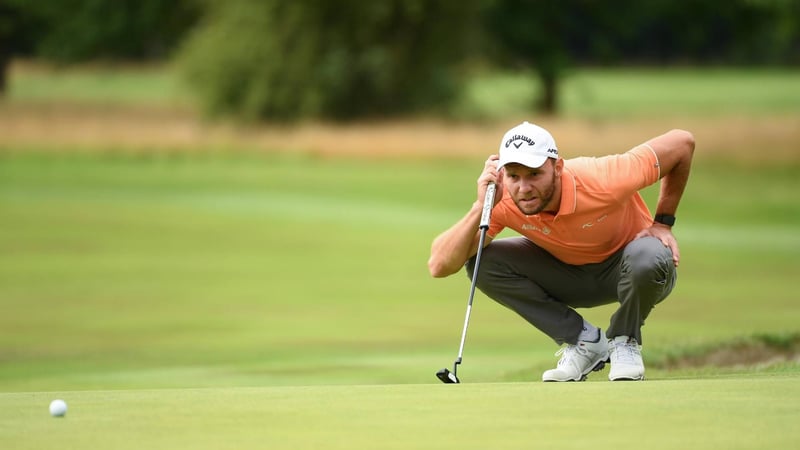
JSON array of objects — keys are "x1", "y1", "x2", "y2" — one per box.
[{"x1": 2, "y1": 374, "x2": 797, "y2": 450}]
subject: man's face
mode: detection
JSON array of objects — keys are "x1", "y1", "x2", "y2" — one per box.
[{"x1": 502, "y1": 160, "x2": 560, "y2": 215}]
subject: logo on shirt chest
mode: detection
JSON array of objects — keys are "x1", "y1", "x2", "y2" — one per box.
[
  {"x1": 581, "y1": 214, "x2": 608, "y2": 229},
  {"x1": 520, "y1": 214, "x2": 609, "y2": 236},
  {"x1": 521, "y1": 223, "x2": 551, "y2": 235}
]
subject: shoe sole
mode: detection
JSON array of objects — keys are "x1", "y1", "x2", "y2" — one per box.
[
  {"x1": 608, "y1": 356, "x2": 645, "y2": 381},
  {"x1": 609, "y1": 374, "x2": 645, "y2": 381}
]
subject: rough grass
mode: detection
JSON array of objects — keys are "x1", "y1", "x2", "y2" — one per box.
[
  {"x1": 651, "y1": 333, "x2": 800, "y2": 370},
  {"x1": 1, "y1": 104, "x2": 799, "y2": 162}
]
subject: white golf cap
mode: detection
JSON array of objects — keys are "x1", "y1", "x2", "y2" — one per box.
[{"x1": 497, "y1": 121, "x2": 559, "y2": 169}]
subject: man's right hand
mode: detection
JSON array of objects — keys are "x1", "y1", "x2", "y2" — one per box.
[{"x1": 478, "y1": 154, "x2": 503, "y2": 208}]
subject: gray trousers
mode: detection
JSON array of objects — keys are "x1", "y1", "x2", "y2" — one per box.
[{"x1": 466, "y1": 236, "x2": 676, "y2": 345}]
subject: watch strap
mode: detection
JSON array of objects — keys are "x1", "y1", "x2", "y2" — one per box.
[{"x1": 654, "y1": 214, "x2": 676, "y2": 226}]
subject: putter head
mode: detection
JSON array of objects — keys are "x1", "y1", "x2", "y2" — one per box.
[{"x1": 436, "y1": 368, "x2": 460, "y2": 384}]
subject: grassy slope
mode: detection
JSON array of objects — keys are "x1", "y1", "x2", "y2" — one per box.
[{"x1": 1, "y1": 153, "x2": 798, "y2": 392}]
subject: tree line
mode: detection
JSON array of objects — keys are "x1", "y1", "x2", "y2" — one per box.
[{"x1": 1, "y1": 0, "x2": 797, "y2": 118}]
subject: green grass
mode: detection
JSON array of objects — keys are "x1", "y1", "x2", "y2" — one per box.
[
  {"x1": 9, "y1": 62, "x2": 800, "y2": 118},
  {"x1": 1, "y1": 152, "x2": 798, "y2": 390},
  {"x1": 565, "y1": 68, "x2": 800, "y2": 117},
  {"x1": 2, "y1": 61, "x2": 800, "y2": 448},
  {"x1": 3, "y1": 375, "x2": 799, "y2": 450},
  {"x1": 0, "y1": 151, "x2": 798, "y2": 448},
  {"x1": 457, "y1": 67, "x2": 800, "y2": 119},
  {"x1": 6, "y1": 62, "x2": 190, "y2": 109}
]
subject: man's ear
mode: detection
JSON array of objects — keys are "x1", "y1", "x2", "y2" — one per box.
[{"x1": 554, "y1": 158, "x2": 564, "y2": 176}]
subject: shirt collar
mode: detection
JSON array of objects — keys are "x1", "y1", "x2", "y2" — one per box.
[{"x1": 557, "y1": 167, "x2": 577, "y2": 216}]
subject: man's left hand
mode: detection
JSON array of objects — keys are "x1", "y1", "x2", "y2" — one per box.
[{"x1": 635, "y1": 224, "x2": 680, "y2": 267}]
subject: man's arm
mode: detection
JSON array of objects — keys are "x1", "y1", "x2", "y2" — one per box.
[
  {"x1": 428, "y1": 156, "x2": 502, "y2": 278},
  {"x1": 636, "y1": 129, "x2": 696, "y2": 266},
  {"x1": 427, "y1": 204, "x2": 486, "y2": 278},
  {"x1": 648, "y1": 129, "x2": 695, "y2": 218}
]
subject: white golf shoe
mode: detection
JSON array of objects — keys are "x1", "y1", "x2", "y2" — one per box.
[
  {"x1": 542, "y1": 334, "x2": 610, "y2": 382},
  {"x1": 608, "y1": 336, "x2": 645, "y2": 381}
]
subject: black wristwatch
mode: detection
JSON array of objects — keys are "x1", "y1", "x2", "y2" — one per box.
[{"x1": 654, "y1": 214, "x2": 676, "y2": 227}]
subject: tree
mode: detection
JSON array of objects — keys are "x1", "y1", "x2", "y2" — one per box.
[
  {"x1": 0, "y1": 0, "x2": 198, "y2": 92},
  {"x1": 178, "y1": 0, "x2": 484, "y2": 121},
  {"x1": 484, "y1": 0, "x2": 635, "y2": 115},
  {"x1": 484, "y1": 0, "x2": 799, "y2": 115},
  {"x1": 0, "y1": 0, "x2": 199, "y2": 95},
  {"x1": 18, "y1": 0, "x2": 199, "y2": 62},
  {"x1": 0, "y1": 0, "x2": 38, "y2": 94}
]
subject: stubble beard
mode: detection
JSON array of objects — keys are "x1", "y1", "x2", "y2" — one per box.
[{"x1": 513, "y1": 171, "x2": 556, "y2": 216}]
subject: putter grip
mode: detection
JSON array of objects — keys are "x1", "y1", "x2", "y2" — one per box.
[{"x1": 479, "y1": 183, "x2": 496, "y2": 229}]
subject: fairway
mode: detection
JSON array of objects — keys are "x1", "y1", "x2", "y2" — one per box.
[
  {"x1": 3, "y1": 374, "x2": 798, "y2": 450},
  {"x1": 1, "y1": 152, "x2": 799, "y2": 387}
]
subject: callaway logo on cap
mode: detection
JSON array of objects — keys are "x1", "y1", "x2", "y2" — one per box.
[{"x1": 498, "y1": 121, "x2": 559, "y2": 169}]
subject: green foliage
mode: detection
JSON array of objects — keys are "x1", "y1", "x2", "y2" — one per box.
[
  {"x1": 0, "y1": 0, "x2": 37, "y2": 91},
  {"x1": 3, "y1": 0, "x2": 199, "y2": 62},
  {"x1": 177, "y1": 0, "x2": 483, "y2": 120},
  {"x1": 4, "y1": 0, "x2": 798, "y2": 117},
  {"x1": 483, "y1": 0, "x2": 586, "y2": 112},
  {"x1": 485, "y1": 0, "x2": 799, "y2": 66}
]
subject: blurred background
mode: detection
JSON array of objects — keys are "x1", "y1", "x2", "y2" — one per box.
[
  {"x1": 1, "y1": 0, "x2": 799, "y2": 390},
  {"x1": 1, "y1": 0, "x2": 799, "y2": 153}
]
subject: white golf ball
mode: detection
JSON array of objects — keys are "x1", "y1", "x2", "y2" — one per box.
[{"x1": 49, "y1": 399, "x2": 67, "y2": 417}]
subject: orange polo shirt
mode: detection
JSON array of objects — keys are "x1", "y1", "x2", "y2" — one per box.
[{"x1": 488, "y1": 145, "x2": 661, "y2": 265}]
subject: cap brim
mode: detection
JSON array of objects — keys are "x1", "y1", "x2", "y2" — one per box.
[{"x1": 498, "y1": 153, "x2": 549, "y2": 169}]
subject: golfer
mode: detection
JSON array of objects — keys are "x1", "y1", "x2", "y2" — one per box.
[{"x1": 428, "y1": 121, "x2": 695, "y2": 381}]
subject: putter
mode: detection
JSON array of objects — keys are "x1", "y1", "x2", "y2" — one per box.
[{"x1": 436, "y1": 183, "x2": 496, "y2": 384}]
